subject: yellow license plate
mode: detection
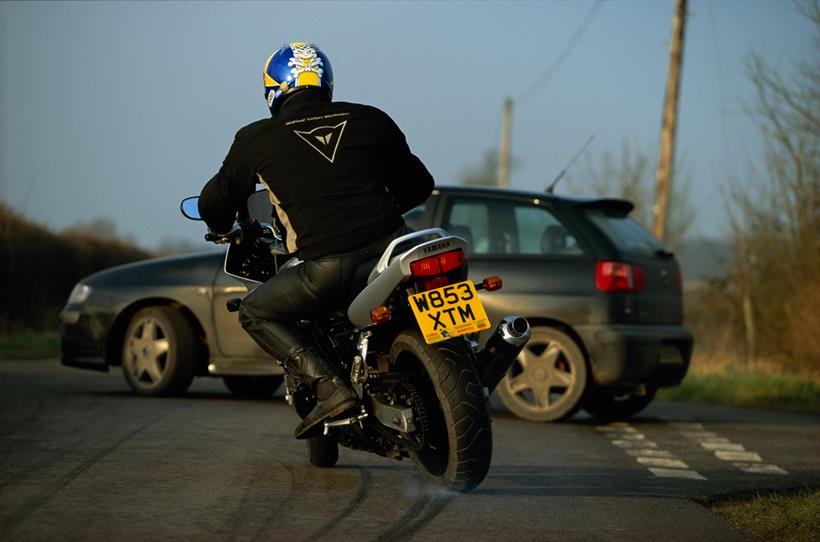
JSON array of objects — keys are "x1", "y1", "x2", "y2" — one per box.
[{"x1": 408, "y1": 280, "x2": 491, "y2": 344}]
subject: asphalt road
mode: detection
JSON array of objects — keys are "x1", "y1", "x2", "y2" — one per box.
[{"x1": 2, "y1": 360, "x2": 819, "y2": 542}]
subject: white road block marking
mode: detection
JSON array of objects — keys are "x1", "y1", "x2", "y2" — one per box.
[
  {"x1": 627, "y1": 449, "x2": 675, "y2": 458},
  {"x1": 596, "y1": 425, "x2": 637, "y2": 433},
  {"x1": 612, "y1": 439, "x2": 658, "y2": 449},
  {"x1": 733, "y1": 463, "x2": 788, "y2": 475},
  {"x1": 701, "y1": 442, "x2": 745, "y2": 451},
  {"x1": 673, "y1": 424, "x2": 789, "y2": 475},
  {"x1": 606, "y1": 432, "x2": 646, "y2": 440},
  {"x1": 716, "y1": 450, "x2": 762, "y2": 462},
  {"x1": 700, "y1": 437, "x2": 732, "y2": 444},
  {"x1": 666, "y1": 422, "x2": 704, "y2": 430},
  {"x1": 648, "y1": 468, "x2": 707, "y2": 480},
  {"x1": 597, "y1": 423, "x2": 707, "y2": 480},
  {"x1": 637, "y1": 457, "x2": 690, "y2": 469},
  {"x1": 681, "y1": 431, "x2": 719, "y2": 439}
]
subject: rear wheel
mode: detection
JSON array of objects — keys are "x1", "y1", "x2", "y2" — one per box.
[
  {"x1": 121, "y1": 306, "x2": 196, "y2": 396},
  {"x1": 390, "y1": 331, "x2": 492, "y2": 492},
  {"x1": 496, "y1": 326, "x2": 587, "y2": 422},
  {"x1": 307, "y1": 435, "x2": 339, "y2": 467},
  {"x1": 583, "y1": 386, "x2": 657, "y2": 421},
  {"x1": 222, "y1": 375, "x2": 283, "y2": 398}
]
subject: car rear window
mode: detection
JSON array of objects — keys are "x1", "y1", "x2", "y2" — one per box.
[{"x1": 584, "y1": 209, "x2": 665, "y2": 258}]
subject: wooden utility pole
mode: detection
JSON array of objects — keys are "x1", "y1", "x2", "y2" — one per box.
[
  {"x1": 652, "y1": 0, "x2": 687, "y2": 241},
  {"x1": 498, "y1": 97, "x2": 512, "y2": 188}
]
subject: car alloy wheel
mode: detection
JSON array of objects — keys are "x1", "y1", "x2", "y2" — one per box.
[
  {"x1": 122, "y1": 306, "x2": 196, "y2": 396},
  {"x1": 496, "y1": 326, "x2": 587, "y2": 422}
]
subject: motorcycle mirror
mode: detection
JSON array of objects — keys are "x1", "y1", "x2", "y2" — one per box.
[{"x1": 180, "y1": 197, "x2": 202, "y2": 220}]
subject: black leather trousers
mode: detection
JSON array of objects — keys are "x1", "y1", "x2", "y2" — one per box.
[{"x1": 238, "y1": 226, "x2": 409, "y2": 364}]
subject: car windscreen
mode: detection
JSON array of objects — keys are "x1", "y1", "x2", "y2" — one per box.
[{"x1": 584, "y1": 209, "x2": 666, "y2": 258}]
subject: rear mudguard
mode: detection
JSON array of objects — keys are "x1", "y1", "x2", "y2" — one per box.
[{"x1": 347, "y1": 229, "x2": 467, "y2": 328}]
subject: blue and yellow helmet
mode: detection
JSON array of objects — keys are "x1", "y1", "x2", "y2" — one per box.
[{"x1": 263, "y1": 42, "x2": 334, "y2": 114}]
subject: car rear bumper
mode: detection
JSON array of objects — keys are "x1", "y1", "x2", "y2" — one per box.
[
  {"x1": 60, "y1": 309, "x2": 109, "y2": 372},
  {"x1": 574, "y1": 323, "x2": 692, "y2": 387}
]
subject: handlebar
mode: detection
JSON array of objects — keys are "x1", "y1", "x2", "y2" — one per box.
[
  {"x1": 204, "y1": 220, "x2": 289, "y2": 255},
  {"x1": 205, "y1": 225, "x2": 243, "y2": 245}
]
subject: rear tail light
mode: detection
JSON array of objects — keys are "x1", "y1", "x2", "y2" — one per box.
[
  {"x1": 423, "y1": 276, "x2": 449, "y2": 291},
  {"x1": 410, "y1": 249, "x2": 465, "y2": 277},
  {"x1": 437, "y1": 249, "x2": 465, "y2": 273},
  {"x1": 410, "y1": 257, "x2": 441, "y2": 276},
  {"x1": 595, "y1": 261, "x2": 645, "y2": 293},
  {"x1": 410, "y1": 249, "x2": 467, "y2": 291}
]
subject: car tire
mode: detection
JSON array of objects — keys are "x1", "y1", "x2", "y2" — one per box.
[
  {"x1": 307, "y1": 435, "x2": 339, "y2": 468},
  {"x1": 121, "y1": 306, "x2": 197, "y2": 396},
  {"x1": 583, "y1": 386, "x2": 657, "y2": 421},
  {"x1": 222, "y1": 375, "x2": 283, "y2": 398},
  {"x1": 496, "y1": 326, "x2": 587, "y2": 422}
]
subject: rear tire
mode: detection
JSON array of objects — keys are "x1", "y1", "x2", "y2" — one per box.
[
  {"x1": 583, "y1": 386, "x2": 657, "y2": 421},
  {"x1": 223, "y1": 375, "x2": 283, "y2": 398},
  {"x1": 307, "y1": 435, "x2": 339, "y2": 467},
  {"x1": 121, "y1": 306, "x2": 196, "y2": 396},
  {"x1": 390, "y1": 331, "x2": 492, "y2": 492}
]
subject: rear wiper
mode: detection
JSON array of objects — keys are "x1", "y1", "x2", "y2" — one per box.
[{"x1": 655, "y1": 249, "x2": 675, "y2": 260}]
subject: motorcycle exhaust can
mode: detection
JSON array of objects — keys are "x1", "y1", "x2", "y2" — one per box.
[{"x1": 476, "y1": 316, "x2": 531, "y2": 393}]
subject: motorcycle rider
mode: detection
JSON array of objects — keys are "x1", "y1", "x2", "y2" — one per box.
[{"x1": 198, "y1": 42, "x2": 434, "y2": 439}]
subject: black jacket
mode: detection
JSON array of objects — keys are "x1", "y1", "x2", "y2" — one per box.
[{"x1": 199, "y1": 92, "x2": 434, "y2": 260}]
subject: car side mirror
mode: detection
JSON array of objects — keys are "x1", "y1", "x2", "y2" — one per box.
[{"x1": 180, "y1": 197, "x2": 202, "y2": 220}]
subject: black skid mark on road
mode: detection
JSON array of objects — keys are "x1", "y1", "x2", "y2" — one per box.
[
  {"x1": 373, "y1": 486, "x2": 455, "y2": 542},
  {"x1": 307, "y1": 466, "x2": 372, "y2": 541},
  {"x1": 220, "y1": 453, "x2": 293, "y2": 542},
  {"x1": 0, "y1": 395, "x2": 48, "y2": 445},
  {"x1": 0, "y1": 417, "x2": 160, "y2": 536},
  {"x1": 248, "y1": 462, "x2": 300, "y2": 541},
  {"x1": 0, "y1": 395, "x2": 153, "y2": 492}
]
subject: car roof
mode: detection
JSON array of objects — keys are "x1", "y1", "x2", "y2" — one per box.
[{"x1": 432, "y1": 184, "x2": 634, "y2": 215}]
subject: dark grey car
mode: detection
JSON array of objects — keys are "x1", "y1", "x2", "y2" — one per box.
[{"x1": 61, "y1": 185, "x2": 692, "y2": 421}]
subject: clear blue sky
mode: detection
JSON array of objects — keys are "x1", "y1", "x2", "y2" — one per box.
[{"x1": 1, "y1": 1, "x2": 814, "y2": 250}]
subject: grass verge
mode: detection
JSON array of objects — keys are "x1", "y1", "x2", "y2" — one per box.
[
  {"x1": 704, "y1": 488, "x2": 820, "y2": 542},
  {"x1": 657, "y1": 370, "x2": 820, "y2": 414},
  {"x1": 0, "y1": 331, "x2": 61, "y2": 360}
]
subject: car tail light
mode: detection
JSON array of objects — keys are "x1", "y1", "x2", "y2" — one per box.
[{"x1": 595, "y1": 261, "x2": 645, "y2": 293}]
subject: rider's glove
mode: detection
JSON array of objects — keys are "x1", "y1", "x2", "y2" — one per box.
[{"x1": 240, "y1": 219, "x2": 263, "y2": 242}]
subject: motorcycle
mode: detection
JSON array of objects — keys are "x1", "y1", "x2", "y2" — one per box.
[{"x1": 180, "y1": 190, "x2": 531, "y2": 491}]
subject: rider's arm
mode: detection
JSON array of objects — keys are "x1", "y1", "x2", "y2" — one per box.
[
  {"x1": 198, "y1": 126, "x2": 260, "y2": 235},
  {"x1": 382, "y1": 114, "x2": 435, "y2": 213}
]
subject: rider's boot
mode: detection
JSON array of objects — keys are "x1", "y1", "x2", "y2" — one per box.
[{"x1": 285, "y1": 346, "x2": 358, "y2": 440}]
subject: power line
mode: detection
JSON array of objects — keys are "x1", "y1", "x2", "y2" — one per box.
[{"x1": 516, "y1": 0, "x2": 604, "y2": 106}]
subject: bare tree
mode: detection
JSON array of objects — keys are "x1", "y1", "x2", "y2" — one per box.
[
  {"x1": 566, "y1": 140, "x2": 695, "y2": 252},
  {"x1": 726, "y1": 0, "x2": 820, "y2": 369},
  {"x1": 61, "y1": 217, "x2": 136, "y2": 245},
  {"x1": 459, "y1": 148, "x2": 522, "y2": 187}
]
